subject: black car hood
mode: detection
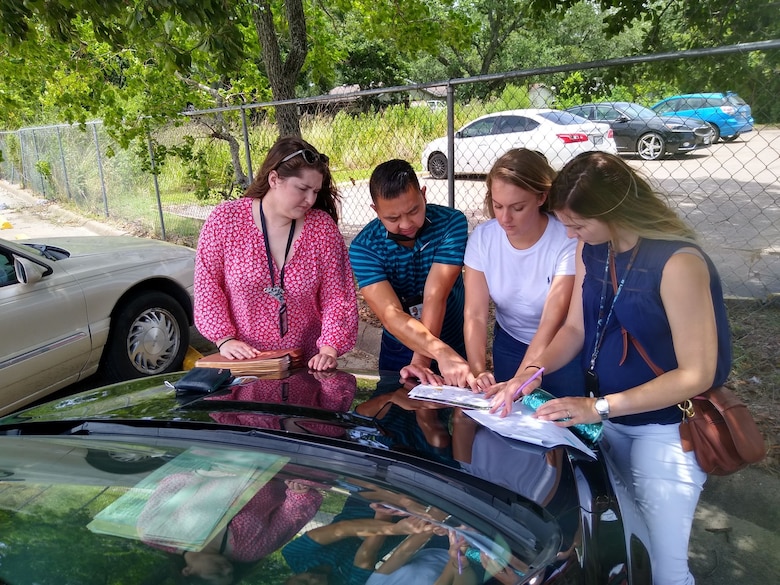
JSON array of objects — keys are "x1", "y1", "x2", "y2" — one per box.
[{"x1": 0, "y1": 369, "x2": 588, "y2": 583}]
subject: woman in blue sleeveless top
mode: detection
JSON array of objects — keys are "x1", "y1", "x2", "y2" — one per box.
[{"x1": 486, "y1": 152, "x2": 731, "y2": 585}]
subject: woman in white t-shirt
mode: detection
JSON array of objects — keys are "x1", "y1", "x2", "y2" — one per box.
[{"x1": 464, "y1": 149, "x2": 584, "y2": 398}]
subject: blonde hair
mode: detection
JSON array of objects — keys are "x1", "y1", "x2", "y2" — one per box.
[
  {"x1": 548, "y1": 152, "x2": 697, "y2": 243},
  {"x1": 484, "y1": 149, "x2": 555, "y2": 218}
]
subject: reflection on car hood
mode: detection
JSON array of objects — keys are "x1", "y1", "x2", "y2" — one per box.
[{"x1": 0, "y1": 370, "x2": 578, "y2": 584}]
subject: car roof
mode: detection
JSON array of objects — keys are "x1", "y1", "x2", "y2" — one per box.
[
  {"x1": 658, "y1": 92, "x2": 729, "y2": 100},
  {"x1": 471, "y1": 108, "x2": 557, "y2": 120},
  {"x1": 570, "y1": 101, "x2": 636, "y2": 107}
]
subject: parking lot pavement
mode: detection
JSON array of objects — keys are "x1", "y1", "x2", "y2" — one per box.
[
  {"x1": 3, "y1": 177, "x2": 779, "y2": 583},
  {"x1": 0, "y1": 181, "x2": 126, "y2": 238}
]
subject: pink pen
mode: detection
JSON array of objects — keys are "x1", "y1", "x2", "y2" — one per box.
[{"x1": 496, "y1": 367, "x2": 545, "y2": 412}]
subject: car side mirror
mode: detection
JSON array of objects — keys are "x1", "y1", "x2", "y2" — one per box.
[
  {"x1": 14, "y1": 257, "x2": 47, "y2": 285},
  {"x1": 616, "y1": 115, "x2": 630, "y2": 122},
  {"x1": 455, "y1": 131, "x2": 462, "y2": 139}
]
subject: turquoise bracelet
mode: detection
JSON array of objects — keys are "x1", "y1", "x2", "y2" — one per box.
[{"x1": 522, "y1": 388, "x2": 604, "y2": 444}]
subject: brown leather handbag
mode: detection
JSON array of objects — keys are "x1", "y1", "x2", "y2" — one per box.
[
  {"x1": 629, "y1": 331, "x2": 766, "y2": 475},
  {"x1": 677, "y1": 387, "x2": 766, "y2": 475}
]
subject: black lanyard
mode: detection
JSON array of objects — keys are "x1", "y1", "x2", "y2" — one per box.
[{"x1": 259, "y1": 199, "x2": 295, "y2": 303}]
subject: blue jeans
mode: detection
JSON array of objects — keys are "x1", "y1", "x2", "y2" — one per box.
[
  {"x1": 378, "y1": 332, "x2": 414, "y2": 374},
  {"x1": 492, "y1": 323, "x2": 585, "y2": 397}
]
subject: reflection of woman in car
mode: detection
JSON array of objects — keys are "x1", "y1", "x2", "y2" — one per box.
[
  {"x1": 464, "y1": 148, "x2": 583, "y2": 397},
  {"x1": 140, "y1": 472, "x2": 322, "y2": 585},
  {"x1": 206, "y1": 370, "x2": 358, "y2": 438},
  {"x1": 489, "y1": 152, "x2": 732, "y2": 585},
  {"x1": 194, "y1": 136, "x2": 358, "y2": 371}
]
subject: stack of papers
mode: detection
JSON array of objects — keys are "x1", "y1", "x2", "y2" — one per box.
[
  {"x1": 408, "y1": 384, "x2": 596, "y2": 459},
  {"x1": 196, "y1": 348, "x2": 304, "y2": 376},
  {"x1": 408, "y1": 383, "x2": 492, "y2": 410}
]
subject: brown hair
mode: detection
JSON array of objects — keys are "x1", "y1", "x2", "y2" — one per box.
[
  {"x1": 484, "y1": 149, "x2": 555, "y2": 218},
  {"x1": 245, "y1": 136, "x2": 340, "y2": 223},
  {"x1": 548, "y1": 151, "x2": 697, "y2": 242}
]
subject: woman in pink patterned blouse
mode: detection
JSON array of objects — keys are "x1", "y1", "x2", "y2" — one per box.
[{"x1": 195, "y1": 137, "x2": 358, "y2": 370}]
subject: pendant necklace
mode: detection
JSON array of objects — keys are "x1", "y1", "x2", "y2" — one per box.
[{"x1": 259, "y1": 199, "x2": 295, "y2": 336}]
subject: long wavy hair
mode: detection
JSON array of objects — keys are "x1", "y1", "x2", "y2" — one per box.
[
  {"x1": 484, "y1": 148, "x2": 556, "y2": 218},
  {"x1": 244, "y1": 136, "x2": 340, "y2": 223},
  {"x1": 548, "y1": 151, "x2": 697, "y2": 243}
]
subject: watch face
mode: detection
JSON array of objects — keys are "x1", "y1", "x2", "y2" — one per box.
[{"x1": 595, "y1": 399, "x2": 609, "y2": 416}]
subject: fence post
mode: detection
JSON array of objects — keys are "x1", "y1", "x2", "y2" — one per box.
[
  {"x1": 446, "y1": 84, "x2": 455, "y2": 208},
  {"x1": 91, "y1": 122, "x2": 110, "y2": 217},
  {"x1": 31, "y1": 129, "x2": 46, "y2": 197},
  {"x1": 16, "y1": 131, "x2": 23, "y2": 188},
  {"x1": 147, "y1": 133, "x2": 167, "y2": 241},
  {"x1": 241, "y1": 107, "x2": 253, "y2": 182},
  {"x1": 56, "y1": 126, "x2": 72, "y2": 199}
]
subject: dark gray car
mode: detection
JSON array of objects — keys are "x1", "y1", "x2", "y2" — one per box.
[{"x1": 566, "y1": 102, "x2": 712, "y2": 160}]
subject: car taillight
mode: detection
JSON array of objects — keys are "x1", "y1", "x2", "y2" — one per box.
[
  {"x1": 557, "y1": 133, "x2": 589, "y2": 143},
  {"x1": 607, "y1": 129, "x2": 614, "y2": 138},
  {"x1": 720, "y1": 105, "x2": 736, "y2": 115}
]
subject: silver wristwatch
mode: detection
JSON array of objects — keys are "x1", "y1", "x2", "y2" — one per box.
[{"x1": 594, "y1": 397, "x2": 610, "y2": 420}]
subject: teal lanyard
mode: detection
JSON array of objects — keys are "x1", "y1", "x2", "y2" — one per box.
[{"x1": 588, "y1": 240, "x2": 641, "y2": 371}]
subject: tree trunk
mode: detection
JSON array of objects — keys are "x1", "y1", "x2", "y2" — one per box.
[
  {"x1": 252, "y1": 0, "x2": 308, "y2": 138},
  {"x1": 212, "y1": 128, "x2": 249, "y2": 188}
]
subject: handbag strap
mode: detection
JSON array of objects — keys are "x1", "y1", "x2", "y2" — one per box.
[
  {"x1": 609, "y1": 256, "x2": 694, "y2": 417},
  {"x1": 630, "y1": 333, "x2": 695, "y2": 417},
  {"x1": 608, "y1": 253, "x2": 665, "y2": 378}
]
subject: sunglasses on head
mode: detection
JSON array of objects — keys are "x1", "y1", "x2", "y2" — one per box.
[{"x1": 274, "y1": 148, "x2": 329, "y2": 170}]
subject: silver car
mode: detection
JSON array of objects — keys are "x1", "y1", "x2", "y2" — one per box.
[{"x1": 0, "y1": 235, "x2": 194, "y2": 415}]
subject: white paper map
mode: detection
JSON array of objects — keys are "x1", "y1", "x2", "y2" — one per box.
[
  {"x1": 466, "y1": 401, "x2": 597, "y2": 459},
  {"x1": 408, "y1": 384, "x2": 492, "y2": 410}
]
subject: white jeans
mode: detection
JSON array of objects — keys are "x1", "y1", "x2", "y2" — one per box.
[{"x1": 601, "y1": 421, "x2": 707, "y2": 585}]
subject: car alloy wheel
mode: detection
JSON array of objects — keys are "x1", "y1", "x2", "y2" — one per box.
[
  {"x1": 707, "y1": 123, "x2": 721, "y2": 143},
  {"x1": 428, "y1": 152, "x2": 448, "y2": 179},
  {"x1": 101, "y1": 291, "x2": 189, "y2": 381},
  {"x1": 85, "y1": 448, "x2": 173, "y2": 474},
  {"x1": 637, "y1": 132, "x2": 666, "y2": 161}
]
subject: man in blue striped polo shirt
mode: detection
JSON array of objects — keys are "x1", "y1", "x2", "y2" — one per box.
[{"x1": 349, "y1": 159, "x2": 473, "y2": 387}]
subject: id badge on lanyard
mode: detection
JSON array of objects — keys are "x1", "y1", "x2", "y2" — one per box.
[{"x1": 401, "y1": 294, "x2": 424, "y2": 320}]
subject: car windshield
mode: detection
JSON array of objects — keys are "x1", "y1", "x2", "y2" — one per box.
[
  {"x1": 0, "y1": 371, "x2": 574, "y2": 584},
  {"x1": 537, "y1": 110, "x2": 587, "y2": 125},
  {"x1": 621, "y1": 103, "x2": 656, "y2": 119},
  {"x1": 0, "y1": 432, "x2": 562, "y2": 584}
]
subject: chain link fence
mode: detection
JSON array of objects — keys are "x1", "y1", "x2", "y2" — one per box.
[{"x1": 1, "y1": 41, "x2": 778, "y2": 299}]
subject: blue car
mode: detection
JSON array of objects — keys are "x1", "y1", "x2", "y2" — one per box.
[{"x1": 651, "y1": 92, "x2": 753, "y2": 143}]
